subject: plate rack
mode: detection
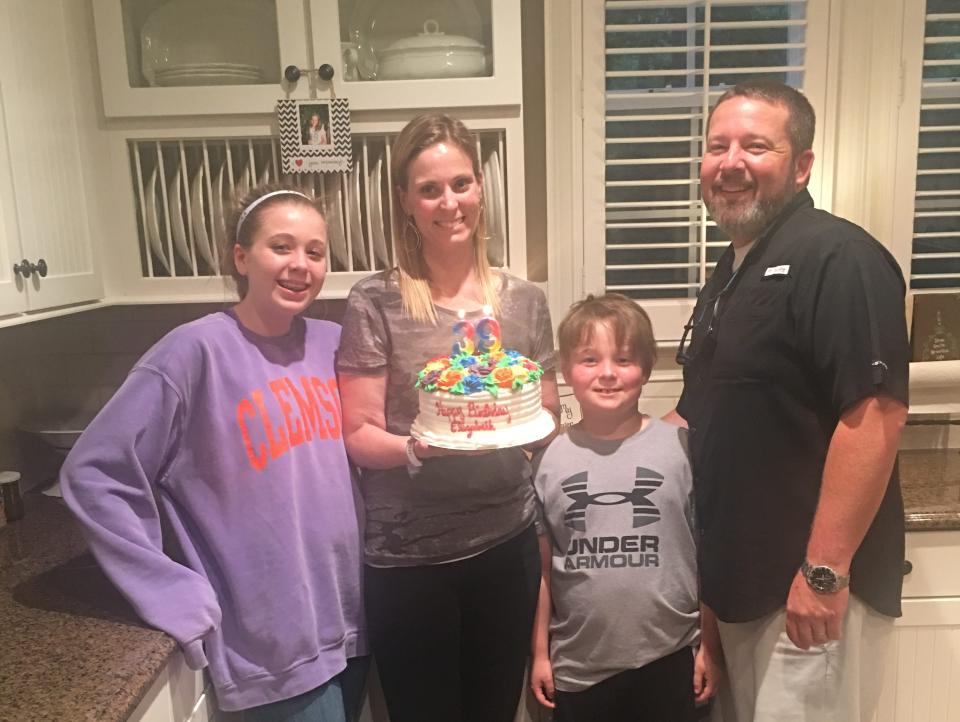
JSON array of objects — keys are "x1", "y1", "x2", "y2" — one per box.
[{"x1": 128, "y1": 131, "x2": 509, "y2": 279}]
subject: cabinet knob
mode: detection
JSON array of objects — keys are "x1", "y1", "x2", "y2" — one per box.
[
  {"x1": 903, "y1": 559, "x2": 913, "y2": 576},
  {"x1": 12, "y1": 258, "x2": 47, "y2": 279},
  {"x1": 284, "y1": 65, "x2": 302, "y2": 83},
  {"x1": 13, "y1": 258, "x2": 32, "y2": 278},
  {"x1": 317, "y1": 64, "x2": 335, "y2": 82}
]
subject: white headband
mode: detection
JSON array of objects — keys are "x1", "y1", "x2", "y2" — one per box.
[{"x1": 236, "y1": 190, "x2": 313, "y2": 238}]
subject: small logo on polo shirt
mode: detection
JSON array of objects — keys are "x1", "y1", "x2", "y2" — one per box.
[{"x1": 764, "y1": 264, "x2": 790, "y2": 277}]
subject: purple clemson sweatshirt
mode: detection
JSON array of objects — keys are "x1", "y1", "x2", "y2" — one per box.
[{"x1": 60, "y1": 311, "x2": 366, "y2": 711}]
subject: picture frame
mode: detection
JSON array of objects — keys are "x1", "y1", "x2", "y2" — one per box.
[
  {"x1": 911, "y1": 291, "x2": 960, "y2": 362},
  {"x1": 277, "y1": 98, "x2": 351, "y2": 173}
]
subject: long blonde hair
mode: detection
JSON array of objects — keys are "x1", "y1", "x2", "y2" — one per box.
[{"x1": 390, "y1": 113, "x2": 500, "y2": 324}]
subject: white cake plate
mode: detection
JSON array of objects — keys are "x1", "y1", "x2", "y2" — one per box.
[{"x1": 410, "y1": 408, "x2": 557, "y2": 451}]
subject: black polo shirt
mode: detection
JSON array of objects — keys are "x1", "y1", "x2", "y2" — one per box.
[{"x1": 677, "y1": 189, "x2": 909, "y2": 623}]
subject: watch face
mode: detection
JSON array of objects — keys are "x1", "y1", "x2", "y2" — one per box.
[{"x1": 807, "y1": 565, "x2": 838, "y2": 593}]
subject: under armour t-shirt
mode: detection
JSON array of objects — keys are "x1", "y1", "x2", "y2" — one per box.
[{"x1": 533, "y1": 418, "x2": 700, "y2": 692}]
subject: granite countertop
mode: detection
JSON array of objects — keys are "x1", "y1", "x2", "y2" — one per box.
[
  {"x1": 0, "y1": 449, "x2": 956, "y2": 722},
  {"x1": 901, "y1": 448, "x2": 960, "y2": 531},
  {"x1": 0, "y1": 494, "x2": 176, "y2": 722}
]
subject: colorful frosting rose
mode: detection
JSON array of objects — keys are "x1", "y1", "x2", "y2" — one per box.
[
  {"x1": 424, "y1": 359, "x2": 449, "y2": 373},
  {"x1": 437, "y1": 368, "x2": 464, "y2": 390},
  {"x1": 492, "y1": 366, "x2": 516, "y2": 388}
]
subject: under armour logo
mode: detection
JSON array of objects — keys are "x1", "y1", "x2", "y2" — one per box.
[{"x1": 561, "y1": 467, "x2": 663, "y2": 532}]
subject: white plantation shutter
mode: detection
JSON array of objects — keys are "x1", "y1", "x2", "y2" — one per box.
[
  {"x1": 910, "y1": 1, "x2": 960, "y2": 290},
  {"x1": 582, "y1": 0, "x2": 829, "y2": 339}
]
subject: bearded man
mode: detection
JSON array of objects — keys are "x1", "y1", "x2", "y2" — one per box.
[{"x1": 670, "y1": 81, "x2": 909, "y2": 722}]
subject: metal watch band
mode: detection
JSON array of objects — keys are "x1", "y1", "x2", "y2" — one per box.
[{"x1": 801, "y1": 560, "x2": 850, "y2": 594}]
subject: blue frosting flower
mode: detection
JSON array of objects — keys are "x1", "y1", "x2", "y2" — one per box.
[
  {"x1": 456, "y1": 355, "x2": 479, "y2": 368},
  {"x1": 462, "y1": 375, "x2": 486, "y2": 393},
  {"x1": 505, "y1": 350, "x2": 522, "y2": 359}
]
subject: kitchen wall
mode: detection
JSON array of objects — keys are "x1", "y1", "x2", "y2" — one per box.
[
  {"x1": 522, "y1": 0, "x2": 547, "y2": 283},
  {"x1": 0, "y1": 300, "x2": 345, "y2": 492}
]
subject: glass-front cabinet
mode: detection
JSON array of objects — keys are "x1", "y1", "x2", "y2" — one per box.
[
  {"x1": 92, "y1": 0, "x2": 522, "y2": 118},
  {"x1": 308, "y1": 0, "x2": 520, "y2": 110},
  {"x1": 93, "y1": 0, "x2": 311, "y2": 116}
]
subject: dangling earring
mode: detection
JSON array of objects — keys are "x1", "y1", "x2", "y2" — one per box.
[{"x1": 405, "y1": 215, "x2": 422, "y2": 250}]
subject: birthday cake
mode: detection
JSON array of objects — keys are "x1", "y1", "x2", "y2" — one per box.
[{"x1": 409, "y1": 311, "x2": 555, "y2": 450}]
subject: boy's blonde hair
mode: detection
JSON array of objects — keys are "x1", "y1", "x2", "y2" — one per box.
[{"x1": 558, "y1": 293, "x2": 657, "y2": 373}]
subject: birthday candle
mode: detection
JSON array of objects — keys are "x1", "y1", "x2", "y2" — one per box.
[
  {"x1": 476, "y1": 304, "x2": 501, "y2": 354},
  {"x1": 452, "y1": 309, "x2": 476, "y2": 356}
]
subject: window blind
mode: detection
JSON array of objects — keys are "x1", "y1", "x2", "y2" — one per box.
[
  {"x1": 603, "y1": 0, "x2": 809, "y2": 300},
  {"x1": 910, "y1": 0, "x2": 960, "y2": 290}
]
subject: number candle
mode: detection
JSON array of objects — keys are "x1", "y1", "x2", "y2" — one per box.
[
  {"x1": 452, "y1": 309, "x2": 476, "y2": 356},
  {"x1": 476, "y1": 304, "x2": 501, "y2": 354}
]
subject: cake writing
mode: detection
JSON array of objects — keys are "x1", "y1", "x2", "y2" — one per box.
[{"x1": 434, "y1": 400, "x2": 512, "y2": 437}]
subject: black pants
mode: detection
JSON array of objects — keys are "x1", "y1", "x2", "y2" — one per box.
[
  {"x1": 553, "y1": 646, "x2": 697, "y2": 722},
  {"x1": 364, "y1": 525, "x2": 540, "y2": 722}
]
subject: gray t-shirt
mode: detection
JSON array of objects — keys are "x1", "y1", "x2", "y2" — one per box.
[
  {"x1": 337, "y1": 270, "x2": 557, "y2": 567},
  {"x1": 533, "y1": 419, "x2": 700, "y2": 692}
]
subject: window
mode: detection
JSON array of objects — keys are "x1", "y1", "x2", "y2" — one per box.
[
  {"x1": 909, "y1": 0, "x2": 960, "y2": 291},
  {"x1": 579, "y1": 0, "x2": 829, "y2": 339}
]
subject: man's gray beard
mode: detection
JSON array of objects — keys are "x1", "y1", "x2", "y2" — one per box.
[{"x1": 706, "y1": 184, "x2": 797, "y2": 242}]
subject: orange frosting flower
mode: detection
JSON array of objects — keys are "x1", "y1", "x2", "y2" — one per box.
[
  {"x1": 492, "y1": 366, "x2": 515, "y2": 388},
  {"x1": 437, "y1": 369, "x2": 464, "y2": 390}
]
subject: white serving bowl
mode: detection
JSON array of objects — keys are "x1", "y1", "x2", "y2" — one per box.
[{"x1": 377, "y1": 20, "x2": 486, "y2": 80}]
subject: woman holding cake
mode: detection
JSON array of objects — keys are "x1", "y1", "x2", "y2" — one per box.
[{"x1": 338, "y1": 113, "x2": 559, "y2": 722}]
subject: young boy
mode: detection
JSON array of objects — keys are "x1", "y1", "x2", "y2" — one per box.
[{"x1": 530, "y1": 293, "x2": 723, "y2": 722}]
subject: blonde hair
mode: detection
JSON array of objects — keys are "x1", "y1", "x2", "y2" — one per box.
[
  {"x1": 390, "y1": 113, "x2": 500, "y2": 324},
  {"x1": 557, "y1": 293, "x2": 658, "y2": 373}
]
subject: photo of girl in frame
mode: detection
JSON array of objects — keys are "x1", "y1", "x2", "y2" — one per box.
[{"x1": 300, "y1": 103, "x2": 331, "y2": 147}]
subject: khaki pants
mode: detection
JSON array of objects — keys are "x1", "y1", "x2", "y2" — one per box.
[{"x1": 712, "y1": 595, "x2": 894, "y2": 722}]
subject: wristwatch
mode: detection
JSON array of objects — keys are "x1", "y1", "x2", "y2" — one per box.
[
  {"x1": 405, "y1": 436, "x2": 423, "y2": 470},
  {"x1": 800, "y1": 560, "x2": 850, "y2": 594}
]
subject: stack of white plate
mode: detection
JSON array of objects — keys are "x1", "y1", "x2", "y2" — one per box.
[
  {"x1": 140, "y1": 0, "x2": 278, "y2": 88},
  {"x1": 154, "y1": 62, "x2": 263, "y2": 87}
]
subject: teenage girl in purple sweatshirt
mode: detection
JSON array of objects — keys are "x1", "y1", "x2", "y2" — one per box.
[{"x1": 61, "y1": 185, "x2": 367, "y2": 721}]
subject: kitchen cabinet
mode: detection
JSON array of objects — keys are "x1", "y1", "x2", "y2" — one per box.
[
  {"x1": 127, "y1": 649, "x2": 215, "y2": 722},
  {"x1": 0, "y1": 0, "x2": 102, "y2": 318},
  {"x1": 871, "y1": 531, "x2": 960, "y2": 722},
  {"x1": 92, "y1": 0, "x2": 521, "y2": 118},
  {"x1": 84, "y1": 0, "x2": 528, "y2": 304}
]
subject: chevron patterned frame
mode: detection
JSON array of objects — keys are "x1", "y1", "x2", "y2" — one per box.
[{"x1": 277, "y1": 98, "x2": 351, "y2": 174}]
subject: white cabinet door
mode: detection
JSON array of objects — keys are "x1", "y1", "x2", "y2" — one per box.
[
  {"x1": 869, "y1": 532, "x2": 960, "y2": 722},
  {"x1": 127, "y1": 650, "x2": 211, "y2": 722},
  {"x1": 0, "y1": 0, "x2": 101, "y2": 315},
  {"x1": 872, "y1": 599, "x2": 960, "y2": 722},
  {"x1": 0, "y1": 78, "x2": 27, "y2": 317},
  {"x1": 92, "y1": 0, "x2": 312, "y2": 118},
  {"x1": 308, "y1": 0, "x2": 522, "y2": 111}
]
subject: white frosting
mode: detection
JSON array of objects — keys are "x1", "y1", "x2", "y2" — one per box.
[{"x1": 411, "y1": 379, "x2": 555, "y2": 450}]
